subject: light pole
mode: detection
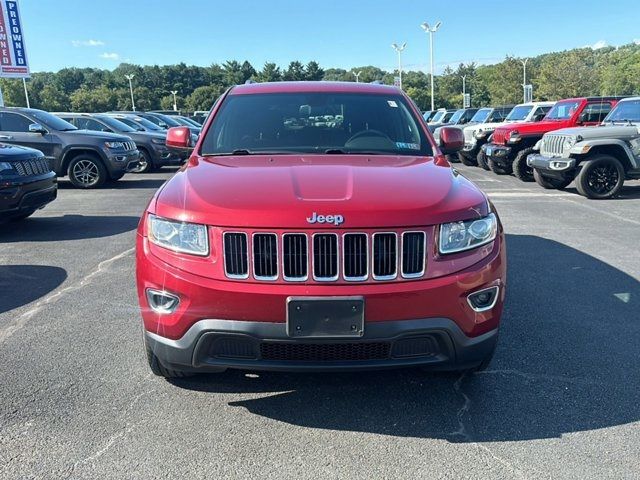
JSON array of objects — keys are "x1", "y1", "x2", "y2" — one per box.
[
  {"x1": 461, "y1": 74, "x2": 466, "y2": 106},
  {"x1": 421, "y1": 21, "x2": 442, "y2": 111},
  {"x1": 520, "y1": 58, "x2": 529, "y2": 102},
  {"x1": 125, "y1": 74, "x2": 136, "y2": 111},
  {"x1": 170, "y1": 90, "x2": 178, "y2": 111},
  {"x1": 22, "y1": 78, "x2": 30, "y2": 108},
  {"x1": 391, "y1": 42, "x2": 407, "y2": 89},
  {"x1": 353, "y1": 71, "x2": 362, "y2": 83}
]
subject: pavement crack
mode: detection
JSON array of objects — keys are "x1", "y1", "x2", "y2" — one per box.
[
  {"x1": 0, "y1": 248, "x2": 135, "y2": 345},
  {"x1": 450, "y1": 372, "x2": 540, "y2": 479}
]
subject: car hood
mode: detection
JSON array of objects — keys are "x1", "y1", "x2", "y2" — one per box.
[
  {"x1": 495, "y1": 119, "x2": 568, "y2": 136},
  {"x1": 463, "y1": 121, "x2": 510, "y2": 134},
  {"x1": 63, "y1": 129, "x2": 132, "y2": 142},
  {"x1": 549, "y1": 124, "x2": 640, "y2": 140},
  {"x1": 154, "y1": 155, "x2": 489, "y2": 228},
  {"x1": 127, "y1": 131, "x2": 167, "y2": 142}
]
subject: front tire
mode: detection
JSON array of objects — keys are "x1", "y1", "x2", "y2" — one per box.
[
  {"x1": 477, "y1": 150, "x2": 490, "y2": 170},
  {"x1": 9, "y1": 209, "x2": 36, "y2": 221},
  {"x1": 513, "y1": 147, "x2": 535, "y2": 182},
  {"x1": 489, "y1": 158, "x2": 512, "y2": 175},
  {"x1": 575, "y1": 155, "x2": 625, "y2": 199},
  {"x1": 67, "y1": 154, "x2": 107, "y2": 189},
  {"x1": 459, "y1": 152, "x2": 477, "y2": 166},
  {"x1": 145, "y1": 341, "x2": 192, "y2": 379},
  {"x1": 533, "y1": 170, "x2": 572, "y2": 190},
  {"x1": 131, "y1": 150, "x2": 154, "y2": 174}
]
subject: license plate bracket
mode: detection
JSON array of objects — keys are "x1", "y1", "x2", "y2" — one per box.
[{"x1": 286, "y1": 296, "x2": 365, "y2": 338}]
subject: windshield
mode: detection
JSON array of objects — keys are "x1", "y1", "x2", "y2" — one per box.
[
  {"x1": 133, "y1": 117, "x2": 163, "y2": 131},
  {"x1": 448, "y1": 109, "x2": 466, "y2": 124},
  {"x1": 506, "y1": 105, "x2": 533, "y2": 122},
  {"x1": 603, "y1": 100, "x2": 640, "y2": 123},
  {"x1": 470, "y1": 108, "x2": 491, "y2": 123},
  {"x1": 546, "y1": 101, "x2": 580, "y2": 120},
  {"x1": 441, "y1": 111, "x2": 455, "y2": 123},
  {"x1": 96, "y1": 115, "x2": 137, "y2": 132},
  {"x1": 201, "y1": 92, "x2": 432, "y2": 157},
  {"x1": 149, "y1": 113, "x2": 181, "y2": 127},
  {"x1": 115, "y1": 117, "x2": 146, "y2": 131},
  {"x1": 30, "y1": 110, "x2": 77, "y2": 131},
  {"x1": 429, "y1": 110, "x2": 445, "y2": 123}
]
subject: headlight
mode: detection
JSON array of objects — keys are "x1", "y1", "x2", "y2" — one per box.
[
  {"x1": 563, "y1": 137, "x2": 576, "y2": 150},
  {"x1": 105, "y1": 141, "x2": 126, "y2": 149},
  {"x1": 148, "y1": 214, "x2": 209, "y2": 256},
  {"x1": 508, "y1": 131, "x2": 521, "y2": 143},
  {"x1": 151, "y1": 138, "x2": 166, "y2": 145},
  {"x1": 474, "y1": 129, "x2": 487, "y2": 139},
  {"x1": 439, "y1": 213, "x2": 497, "y2": 255},
  {"x1": 0, "y1": 161, "x2": 14, "y2": 174}
]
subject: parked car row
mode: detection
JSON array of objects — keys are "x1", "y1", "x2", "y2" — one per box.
[
  {"x1": 432, "y1": 96, "x2": 639, "y2": 199},
  {"x1": 0, "y1": 107, "x2": 204, "y2": 222}
]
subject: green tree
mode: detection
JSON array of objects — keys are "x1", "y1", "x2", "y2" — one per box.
[
  {"x1": 258, "y1": 62, "x2": 281, "y2": 82},
  {"x1": 69, "y1": 86, "x2": 117, "y2": 112},
  {"x1": 283, "y1": 61, "x2": 305, "y2": 81},
  {"x1": 304, "y1": 61, "x2": 324, "y2": 81},
  {"x1": 185, "y1": 85, "x2": 225, "y2": 112}
]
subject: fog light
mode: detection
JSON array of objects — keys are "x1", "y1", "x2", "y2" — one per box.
[
  {"x1": 467, "y1": 286, "x2": 499, "y2": 312},
  {"x1": 146, "y1": 289, "x2": 180, "y2": 314}
]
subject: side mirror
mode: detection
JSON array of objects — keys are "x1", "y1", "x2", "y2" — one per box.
[
  {"x1": 578, "y1": 112, "x2": 588, "y2": 124},
  {"x1": 438, "y1": 127, "x2": 464, "y2": 154},
  {"x1": 28, "y1": 123, "x2": 47, "y2": 134},
  {"x1": 159, "y1": 122, "x2": 168, "y2": 129},
  {"x1": 533, "y1": 113, "x2": 546, "y2": 122},
  {"x1": 166, "y1": 126, "x2": 193, "y2": 152}
]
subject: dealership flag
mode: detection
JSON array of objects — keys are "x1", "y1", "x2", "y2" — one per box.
[{"x1": 0, "y1": 0, "x2": 29, "y2": 78}]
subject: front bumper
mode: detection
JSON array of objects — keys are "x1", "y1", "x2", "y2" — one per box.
[
  {"x1": 0, "y1": 172, "x2": 57, "y2": 219},
  {"x1": 145, "y1": 318, "x2": 499, "y2": 373},
  {"x1": 106, "y1": 150, "x2": 142, "y2": 173},
  {"x1": 137, "y1": 231, "x2": 506, "y2": 372},
  {"x1": 485, "y1": 144, "x2": 513, "y2": 165},
  {"x1": 527, "y1": 154, "x2": 577, "y2": 180}
]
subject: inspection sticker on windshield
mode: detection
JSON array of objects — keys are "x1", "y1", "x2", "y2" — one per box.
[
  {"x1": 396, "y1": 142, "x2": 420, "y2": 150},
  {"x1": 387, "y1": 100, "x2": 398, "y2": 108}
]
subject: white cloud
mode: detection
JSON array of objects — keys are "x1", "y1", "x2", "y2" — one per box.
[
  {"x1": 634, "y1": 39, "x2": 640, "y2": 45},
  {"x1": 589, "y1": 40, "x2": 608, "y2": 50},
  {"x1": 100, "y1": 52, "x2": 120, "y2": 61},
  {"x1": 72, "y1": 39, "x2": 105, "y2": 47}
]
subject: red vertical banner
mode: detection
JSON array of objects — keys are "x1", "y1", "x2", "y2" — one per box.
[{"x1": 0, "y1": 2, "x2": 13, "y2": 68}]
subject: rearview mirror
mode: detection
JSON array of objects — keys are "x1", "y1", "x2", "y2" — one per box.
[
  {"x1": 438, "y1": 127, "x2": 464, "y2": 155},
  {"x1": 28, "y1": 123, "x2": 47, "y2": 134},
  {"x1": 166, "y1": 126, "x2": 193, "y2": 152}
]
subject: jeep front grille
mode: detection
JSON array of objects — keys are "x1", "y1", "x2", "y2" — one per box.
[
  {"x1": 223, "y1": 232, "x2": 249, "y2": 279},
  {"x1": 343, "y1": 233, "x2": 368, "y2": 281},
  {"x1": 402, "y1": 232, "x2": 426, "y2": 277},
  {"x1": 541, "y1": 134, "x2": 571, "y2": 157},
  {"x1": 283, "y1": 234, "x2": 308, "y2": 281},
  {"x1": 492, "y1": 129, "x2": 507, "y2": 145},
  {"x1": 313, "y1": 233, "x2": 339, "y2": 281},
  {"x1": 223, "y1": 230, "x2": 427, "y2": 283},
  {"x1": 372, "y1": 233, "x2": 397, "y2": 280},
  {"x1": 124, "y1": 141, "x2": 137, "y2": 151},
  {"x1": 12, "y1": 157, "x2": 51, "y2": 176},
  {"x1": 252, "y1": 233, "x2": 278, "y2": 280}
]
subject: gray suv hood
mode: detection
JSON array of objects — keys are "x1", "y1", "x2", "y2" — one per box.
[
  {"x1": 555, "y1": 124, "x2": 640, "y2": 140},
  {"x1": 64, "y1": 129, "x2": 132, "y2": 142}
]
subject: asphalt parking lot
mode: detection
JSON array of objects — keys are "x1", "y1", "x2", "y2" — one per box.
[{"x1": 1, "y1": 167, "x2": 639, "y2": 480}]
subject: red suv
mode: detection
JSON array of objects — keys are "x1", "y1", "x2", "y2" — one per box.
[
  {"x1": 136, "y1": 82, "x2": 506, "y2": 378},
  {"x1": 486, "y1": 97, "x2": 622, "y2": 181}
]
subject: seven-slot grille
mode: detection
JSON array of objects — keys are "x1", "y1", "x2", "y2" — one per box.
[
  {"x1": 541, "y1": 134, "x2": 571, "y2": 157},
  {"x1": 12, "y1": 157, "x2": 51, "y2": 176},
  {"x1": 123, "y1": 141, "x2": 137, "y2": 151},
  {"x1": 222, "y1": 231, "x2": 426, "y2": 282},
  {"x1": 492, "y1": 129, "x2": 507, "y2": 145}
]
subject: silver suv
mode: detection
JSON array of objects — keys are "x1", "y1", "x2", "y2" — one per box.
[{"x1": 528, "y1": 97, "x2": 640, "y2": 199}]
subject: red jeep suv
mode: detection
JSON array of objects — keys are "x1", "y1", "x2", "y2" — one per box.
[{"x1": 136, "y1": 82, "x2": 506, "y2": 378}]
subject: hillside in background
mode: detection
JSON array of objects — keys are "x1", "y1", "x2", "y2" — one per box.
[{"x1": 1, "y1": 43, "x2": 639, "y2": 112}]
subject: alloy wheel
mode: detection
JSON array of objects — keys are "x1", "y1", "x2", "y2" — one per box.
[
  {"x1": 588, "y1": 164, "x2": 619, "y2": 195},
  {"x1": 72, "y1": 159, "x2": 100, "y2": 186}
]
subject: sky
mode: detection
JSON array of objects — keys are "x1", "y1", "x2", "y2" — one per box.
[{"x1": 18, "y1": 0, "x2": 640, "y2": 74}]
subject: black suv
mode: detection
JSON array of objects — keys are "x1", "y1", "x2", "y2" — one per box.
[
  {"x1": 0, "y1": 108, "x2": 140, "y2": 188},
  {"x1": 0, "y1": 143, "x2": 57, "y2": 222},
  {"x1": 56, "y1": 113, "x2": 182, "y2": 173}
]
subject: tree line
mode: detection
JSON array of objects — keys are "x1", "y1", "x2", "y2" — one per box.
[{"x1": 1, "y1": 43, "x2": 638, "y2": 113}]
